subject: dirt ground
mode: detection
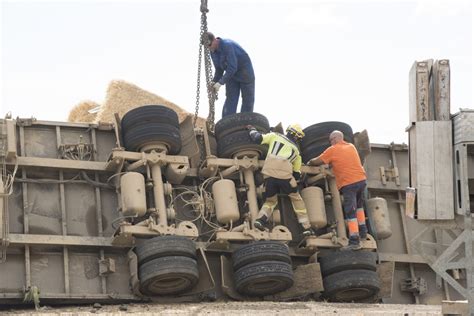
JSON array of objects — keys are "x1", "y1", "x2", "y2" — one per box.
[{"x1": 2, "y1": 302, "x2": 443, "y2": 316}]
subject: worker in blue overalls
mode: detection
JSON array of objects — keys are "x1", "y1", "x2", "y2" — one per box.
[{"x1": 204, "y1": 32, "x2": 255, "y2": 117}]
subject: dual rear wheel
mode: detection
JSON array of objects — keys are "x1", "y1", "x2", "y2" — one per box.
[
  {"x1": 320, "y1": 251, "x2": 380, "y2": 302},
  {"x1": 121, "y1": 105, "x2": 182, "y2": 154},
  {"x1": 135, "y1": 236, "x2": 198, "y2": 296},
  {"x1": 232, "y1": 241, "x2": 294, "y2": 297},
  {"x1": 215, "y1": 112, "x2": 270, "y2": 158}
]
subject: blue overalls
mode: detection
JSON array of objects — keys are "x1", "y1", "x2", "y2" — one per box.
[{"x1": 211, "y1": 38, "x2": 255, "y2": 117}]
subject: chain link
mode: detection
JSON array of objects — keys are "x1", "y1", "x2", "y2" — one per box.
[{"x1": 194, "y1": 5, "x2": 218, "y2": 133}]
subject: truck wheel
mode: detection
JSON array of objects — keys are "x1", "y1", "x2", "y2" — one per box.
[
  {"x1": 323, "y1": 269, "x2": 380, "y2": 302},
  {"x1": 139, "y1": 256, "x2": 199, "y2": 296},
  {"x1": 232, "y1": 241, "x2": 291, "y2": 270},
  {"x1": 302, "y1": 121, "x2": 354, "y2": 149},
  {"x1": 234, "y1": 261, "x2": 294, "y2": 296},
  {"x1": 121, "y1": 105, "x2": 179, "y2": 131},
  {"x1": 135, "y1": 236, "x2": 197, "y2": 265},
  {"x1": 319, "y1": 251, "x2": 377, "y2": 277},
  {"x1": 301, "y1": 143, "x2": 329, "y2": 164},
  {"x1": 215, "y1": 112, "x2": 270, "y2": 139},
  {"x1": 217, "y1": 130, "x2": 267, "y2": 158},
  {"x1": 122, "y1": 123, "x2": 181, "y2": 154}
]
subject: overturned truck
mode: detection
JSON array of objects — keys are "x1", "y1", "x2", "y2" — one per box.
[{"x1": 0, "y1": 60, "x2": 472, "y2": 310}]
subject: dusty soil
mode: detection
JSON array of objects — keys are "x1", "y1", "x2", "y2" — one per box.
[{"x1": 2, "y1": 302, "x2": 442, "y2": 316}]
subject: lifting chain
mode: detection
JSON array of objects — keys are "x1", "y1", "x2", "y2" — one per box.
[{"x1": 194, "y1": 0, "x2": 218, "y2": 133}]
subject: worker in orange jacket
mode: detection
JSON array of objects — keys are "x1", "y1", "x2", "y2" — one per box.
[{"x1": 308, "y1": 130, "x2": 368, "y2": 250}]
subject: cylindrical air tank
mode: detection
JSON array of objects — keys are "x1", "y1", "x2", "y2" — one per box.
[
  {"x1": 367, "y1": 197, "x2": 392, "y2": 240},
  {"x1": 301, "y1": 186, "x2": 327, "y2": 229},
  {"x1": 212, "y1": 179, "x2": 240, "y2": 225},
  {"x1": 120, "y1": 172, "x2": 147, "y2": 217}
]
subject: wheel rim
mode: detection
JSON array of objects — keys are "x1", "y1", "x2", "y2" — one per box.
[
  {"x1": 241, "y1": 276, "x2": 292, "y2": 296},
  {"x1": 142, "y1": 273, "x2": 195, "y2": 295},
  {"x1": 334, "y1": 287, "x2": 373, "y2": 301}
]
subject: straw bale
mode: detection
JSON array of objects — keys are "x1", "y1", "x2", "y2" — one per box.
[
  {"x1": 95, "y1": 80, "x2": 207, "y2": 128},
  {"x1": 68, "y1": 100, "x2": 100, "y2": 123}
]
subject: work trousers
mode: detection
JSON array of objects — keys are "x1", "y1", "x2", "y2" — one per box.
[
  {"x1": 257, "y1": 178, "x2": 310, "y2": 229},
  {"x1": 340, "y1": 180, "x2": 367, "y2": 243},
  {"x1": 222, "y1": 78, "x2": 255, "y2": 117}
]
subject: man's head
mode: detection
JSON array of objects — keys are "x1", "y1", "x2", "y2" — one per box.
[
  {"x1": 286, "y1": 123, "x2": 305, "y2": 142},
  {"x1": 329, "y1": 130, "x2": 344, "y2": 145},
  {"x1": 202, "y1": 32, "x2": 218, "y2": 52}
]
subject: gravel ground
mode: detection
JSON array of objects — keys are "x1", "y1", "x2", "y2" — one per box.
[{"x1": 1, "y1": 302, "x2": 442, "y2": 316}]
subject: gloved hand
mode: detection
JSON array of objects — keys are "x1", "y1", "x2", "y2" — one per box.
[
  {"x1": 246, "y1": 125, "x2": 256, "y2": 131},
  {"x1": 289, "y1": 177, "x2": 298, "y2": 188},
  {"x1": 290, "y1": 172, "x2": 301, "y2": 188},
  {"x1": 213, "y1": 82, "x2": 222, "y2": 92}
]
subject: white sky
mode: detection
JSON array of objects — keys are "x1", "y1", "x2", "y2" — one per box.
[{"x1": 1, "y1": 0, "x2": 472, "y2": 144}]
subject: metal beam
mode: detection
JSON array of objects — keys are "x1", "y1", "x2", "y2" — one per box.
[
  {"x1": 7, "y1": 233, "x2": 132, "y2": 248},
  {"x1": 11, "y1": 156, "x2": 108, "y2": 172},
  {"x1": 378, "y1": 252, "x2": 428, "y2": 264},
  {"x1": 0, "y1": 292, "x2": 139, "y2": 300},
  {"x1": 109, "y1": 150, "x2": 189, "y2": 164},
  {"x1": 367, "y1": 180, "x2": 405, "y2": 192}
]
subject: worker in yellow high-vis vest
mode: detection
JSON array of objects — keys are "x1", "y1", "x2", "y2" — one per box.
[{"x1": 247, "y1": 123, "x2": 312, "y2": 237}]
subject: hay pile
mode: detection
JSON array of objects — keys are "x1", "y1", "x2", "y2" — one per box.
[
  {"x1": 68, "y1": 80, "x2": 207, "y2": 127},
  {"x1": 68, "y1": 100, "x2": 100, "y2": 123}
]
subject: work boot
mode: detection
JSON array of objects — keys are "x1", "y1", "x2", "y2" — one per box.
[
  {"x1": 359, "y1": 225, "x2": 368, "y2": 240},
  {"x1": 254, "y1": 215, "x2": 268, "y2": 231},
  {"x1": 302, "y1": 227, "x2": 315, "y2": 237},
  {"x1": 341, "y1": 236, "x2": 362, "y2": 251}
]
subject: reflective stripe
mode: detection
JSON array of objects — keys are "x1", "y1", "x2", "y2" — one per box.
[
  {"x1": 347, "y1": 219, "x2": 359, "y2": 236},
  {"x1": 289, "y1": 148, "x2": 296, "y2": 162},
  {"x1": 258, "y1": 195, "x2": 278, "y2": 218},
  {"x1": 356, "y1": 208, "x2": 366, "y2": 225},
  {"x1": 271, "y1": 141, "x2": 284, "y2": 156},
  {"x1": 261, "y1": 132, "x2": 302, "y2": 173}
]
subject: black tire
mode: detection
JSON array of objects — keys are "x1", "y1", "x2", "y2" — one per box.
[
  {"x1": 215, "y1": 112, "x2": 270, "y2": 140},
  {"x1": 232, "y1": 241, "x2": 291, "y2": 271},
  {"x1": 135, "y1": 236, "x2": 196, "y2": 265},
  {"x1": 301, "y1": 143, "x2": 330, "y2": 164},
  {"x1": 123, "y1": 123, "x2": 181, "y2": 154},
  {"x1": 323, "y1": 269, "x2": 380, "y2": 302},
  {"x1": 138, "y1": 256, "x2": 199, "y2": 296},
  {"x1": 234, "y1": 261, "x2": 294, "y2": 296},
  {"x1": 121, "y1": 105, "x2": 179, "y2": 130},
  {"x1": 301, "y1": 121, "x2": 354, "y2": 149},
  {"x1": 319, "y1": 251, "x2": 377, "y2": 277},
  {"x1": 217, "y1": 130, "x2": 267, "y2": 158}
]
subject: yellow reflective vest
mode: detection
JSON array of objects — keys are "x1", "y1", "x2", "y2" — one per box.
[{"x1": 260, "y1": 132, "x2": 302, "y2": 180}]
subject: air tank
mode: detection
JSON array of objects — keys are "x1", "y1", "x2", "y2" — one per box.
[
  {"x1": 367, "y1": 197, "x2": 392, "y2": 240},
  {"x1": 212, "y1": 179, "x2": 240, "y2": 225},
  {"x1": 301, "y1": 186, "x2": 327, "y2": 229},
  {"x1": 120, "y1": 172, "x2": 147, "y2": 217}
]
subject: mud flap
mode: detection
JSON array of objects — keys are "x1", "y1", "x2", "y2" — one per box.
[
  {"x1": 354, "y1": 129, "x2": 371, "y2": 164},
  {"x1": 271, "y1": 122, "x2": 284, "y2": 134},
  {"x1": 127, "y1": 249, "x2": 147, "y2": 299},
  {"x1": 220, "y1": 255, "x2": 250, "y2": 301},
  {"x1": 377, "y1": 261, "x2": 395, "y2": 299},
  {"x1": 264, "y1": 263, "x2": 324, "y2": 301},
  {"x1": 185, "y1": 247, "x2": 216, "y2": 297},
  {"x1": 179, "y1": 115, "x2": 201, "y2": 168}
]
